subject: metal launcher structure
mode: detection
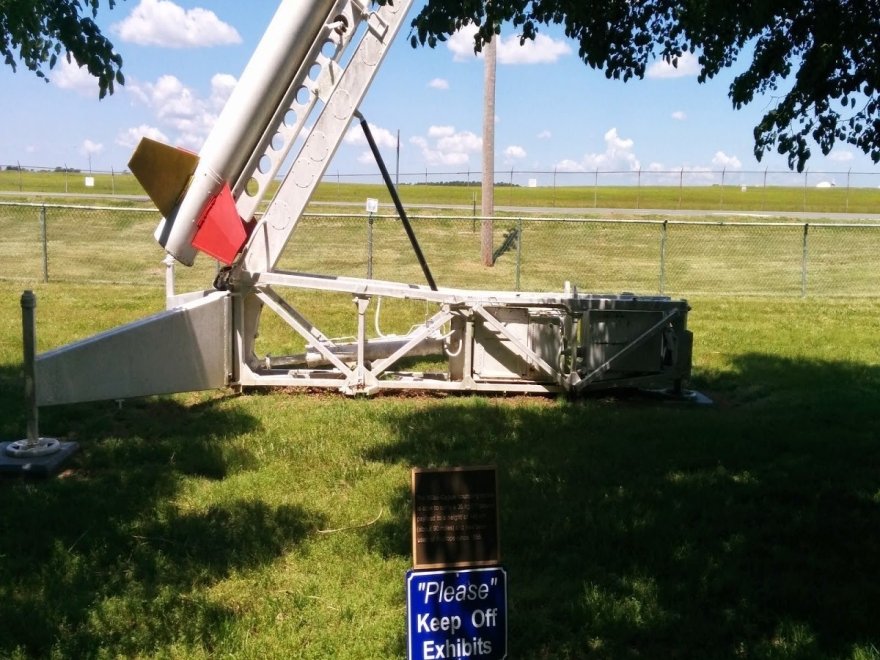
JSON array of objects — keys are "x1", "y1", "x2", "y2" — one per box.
[{"x1": 34, "y1": 0, "x2": 693, "y2": 407}]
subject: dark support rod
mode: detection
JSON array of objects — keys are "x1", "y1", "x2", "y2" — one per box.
[
  {"x1": 355, "y1": 111, "x2": 437, "y2": 291},
  {"x1": 21, "y1": 290, "x2": 39, "y2": 444}
]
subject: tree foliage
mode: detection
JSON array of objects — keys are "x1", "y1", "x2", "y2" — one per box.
[
  {"x1": 406, "y1": 0, "x2": 880, "y2": 171},
  {"x1": 0, "y1": 0, "x2": 125, "y2": 98}
]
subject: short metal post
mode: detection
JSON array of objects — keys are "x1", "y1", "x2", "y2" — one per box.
[
  {"x1": 164, "y1": 254, "x2": 176, "y2": 301},
  {"x1": 5, "y1": 291, "x2": 62, "y2": 458},
  {"x1": 22, "y1": 291, "x2": 39, "y2": 444}
]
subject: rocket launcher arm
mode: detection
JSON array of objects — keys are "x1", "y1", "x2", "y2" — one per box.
[
  {"x1": 131, "y1": 0, "x2": 412, "y2": 268},
  {"x1": 239, "y1": 0, "x2": 413, "y2": 273}
]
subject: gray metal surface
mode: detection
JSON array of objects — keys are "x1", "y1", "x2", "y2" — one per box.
[{"x1": 36, "y1": 292, "x2": 230, "y2": 406}]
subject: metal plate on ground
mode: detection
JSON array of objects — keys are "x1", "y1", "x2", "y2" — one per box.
[{"x1": 0, "y1": 441, "x2": 79, "y2": 477}]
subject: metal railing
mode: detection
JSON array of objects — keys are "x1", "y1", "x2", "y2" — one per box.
[{"x1": 1, "y1": 202, "x2": 878, "y2": 297}]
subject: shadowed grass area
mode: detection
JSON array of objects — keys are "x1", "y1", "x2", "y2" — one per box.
[
  {"x1": 1, "y1": 288, "x2": 879, "y2": 657},
  {"x1": 364, "y1": 352, "x2": 880, "y2": 658}
]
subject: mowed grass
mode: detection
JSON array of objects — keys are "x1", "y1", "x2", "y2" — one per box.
[
  {"x1": 1, "y1": 284, "x2": 880, "y2": 659},
  {"x1": 4, "y1": 169, "x2": 880, "y2": 214},
  {"x1": 313, "y1": 181, "x2": 880, "y2": 215}
]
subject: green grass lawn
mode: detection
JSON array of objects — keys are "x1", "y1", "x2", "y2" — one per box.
[
  {"x1": 4, "y1": 169, "x2": 880, "y2": 214},
  {"x1": 1, "y1": 286, "x2": 879, "y2": 659}
]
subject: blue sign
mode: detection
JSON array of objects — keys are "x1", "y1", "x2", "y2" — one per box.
[{"x1": 407, "y1": 566, "x2": 507, "y2": 660}]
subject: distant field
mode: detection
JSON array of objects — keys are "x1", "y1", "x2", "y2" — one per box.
[{"x1": 3, "y1": 169, "x2": 880, "y2": 214}]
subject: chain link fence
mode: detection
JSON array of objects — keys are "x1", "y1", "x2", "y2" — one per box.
[{"x1": 1, "y1": 202, "x2": 878, "y2": 297}]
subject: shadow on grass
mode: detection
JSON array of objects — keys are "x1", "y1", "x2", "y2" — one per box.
[
  {"x1": 366, "y1": 353, "x2": 880, "y2": 659},
  {"x1": 0, "y1": 367, "x2": 322, "y2": 658}
]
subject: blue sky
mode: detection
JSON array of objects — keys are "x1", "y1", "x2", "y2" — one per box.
[{"x1": 2, "y1": 0, "x2": 879, "y2": 187}]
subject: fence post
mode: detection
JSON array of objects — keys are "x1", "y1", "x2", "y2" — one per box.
[
  {"x1": 761, "y1": 167, "x2": 768, "y2": 211},
  {"x1": 366, "y1": 213, "x2": 374, "y2": 279},
  {"x1": 472, "y1": 192, "x2": 477, "y2": 229},
  {"x1": 803, "y1": 169, "x2": 808, "y2": 211},
  {"x1": 509, "y1": 168, "x2": 514, "y2": 206},
  {"x1": 636, "y1": 167, "x2": 641, "y2": 210},
  {"x1": 552, "y1": 166, "x2": 557, "y2": 208},
  {"x1": 515, "y1": 217, "x2": 523, "y2": 291},
  {"x1": 40, "y1": 205, "x2": 49, "y2": 282},
  {"x1": 801, "y1": 223, "x2": 809, "y2": 298},
  {"x1": 719, "y1": 167, "x2": 726, "y2": 209},
  {"x1": 845, "y1": 168, "x2": 851, "y2": 213},
  {"x1": 678, "y1": 168, "x2": 683, "y2": 209},
  {"x1": 593, "y1": 169, "x2": 598, "y2": 208},
  {"x1": 659, "y1": 220, "x2": 668, "y2": 294}
]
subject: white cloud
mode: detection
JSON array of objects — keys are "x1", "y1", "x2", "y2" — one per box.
[
  {"x1": 711, "y1": 150, "x2": 742, "y2": 169},
  {"x1": 428, "y1": 78, "x2": 449, "y2": 90},
  {"x1": 556, "y1": 127, "x2": 641, "y2": 172},
  {"x1": 344, "y1": 123, "x2": 397, "y2": 149},
  {"x1": 555, "y1": 158, "x2": 584, "y2": 173},
  {"x1": 116, "y1": 124, "x2": 170, "y2": 149},
  {"x1": 428, "y1": 125, "x2": 456, "y2": 139},
  {"x1": 448, "y1": 27, "x2": 571, "y2": 64},
  {"x1": 81, "y1": 140, "x2": 104, "y2": 156},
  {"x1": 671, "y1": 111, "x2": 687, "y2": 121},
  {"x1": 447, "y1": 29, "x2": 482, "y2": 62},
  {"x1": 113, "y1": 0, "x2": 241, "y2": 48},
  {"x1": 504, "y1": 145, "x2": 526, "y2": 161},
  {"x1": 437, "y1": 131, "x2": 481, "y2": 153},
  {"x1": 829, "y1": 149, "x2": 855, "y2": 162},
  {"x1": 210, "y1": 73, "x2": 237, "y2": 108},
  {"x1": 126, "y1": 72, "x2": 235, "y2": 150},
  {"x1": 646, "y1": 52, "x2": 701, "y2": 79},
  {"x1": 537, "y1": 130, "x2": 552, "y2": 140},
  {"x1": 51, "y1": 57, "x2": 100, "y2": 96},
  {"x1": 498, "y1": 33, "x2": 571, "y2": 64},
  {"x1": 410, "y1": 126, "x2": 482, "y2": 166}
]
